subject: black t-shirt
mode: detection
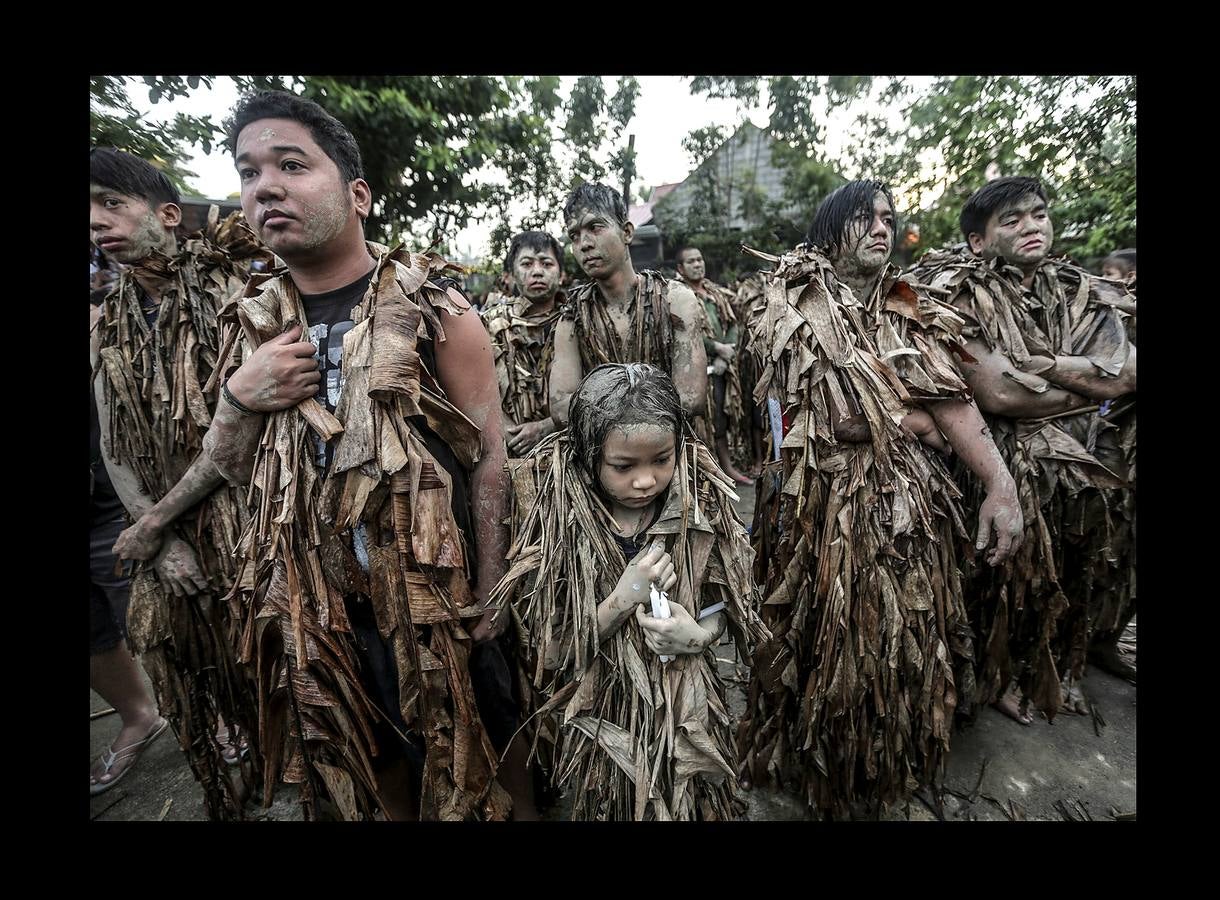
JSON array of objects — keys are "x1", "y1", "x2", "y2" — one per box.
[
  {"x1": 90, "y1": 385, "x2": 125, "y2": 527},
  {"x1": 299, "y1": 269, "x2": 477, "y2": 567}
]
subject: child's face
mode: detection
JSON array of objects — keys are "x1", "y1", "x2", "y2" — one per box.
[{"x1": 597, "y1": 424, "x2": 677, "y2": 511}]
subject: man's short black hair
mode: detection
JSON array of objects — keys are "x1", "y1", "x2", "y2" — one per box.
[
  {"x1": 675, "y1": 246, "x2": 702, "y2": 266},
  {"x1": 562, "y1": 182, "x2": 628, "y2": 228},
  {"x1": 960, "y1": 176, "x2": 1048, "y2": 241},
  {"x1": 807, "y1": 179, "x2": 896, "y2": 258},
  {"x1": 1104, "y1": 248, "x2": 1137, "y2": 274},
  {"x1": 224, "y1": 90, "x2": 365, "y2": 184},
  {"x1": 504, "y1": 231, "x2": 563, "y2": 272},
  {"x1": 90, "y1": 148, "x2": 179, "y2": 208}
]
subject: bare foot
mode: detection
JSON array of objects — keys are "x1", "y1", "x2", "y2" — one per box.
[
  {"x1": 1089, "y1": 642, "x2": 1136, "y2": 684},
  {"x1": 1060, "y1": 681, "x2": 1088, "y2": 716},
  {"x1": 991, "y1": 688, "x2": 1033, "y2": 725}
]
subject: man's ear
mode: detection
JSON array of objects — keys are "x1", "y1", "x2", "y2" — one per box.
[
  {"x1": 351, "y1": 178, "x2": 372, "y2": 219},
  {"x1": 621, "y1": 221, "x2": 635, "y2": 245},
  {"x1": 967, "y1": 231, "x2": 986, "y2": 255},
  {"x1": 157, "y1": 202, "x2": 182, "y2": 229}
]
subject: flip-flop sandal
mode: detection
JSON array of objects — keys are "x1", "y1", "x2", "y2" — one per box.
[
  {"x1": 90, "y1": 717, "x2": 169, "y2": 796},
  {"x1": 216, "y1": 727, "x2": 250, "y2": 766}
]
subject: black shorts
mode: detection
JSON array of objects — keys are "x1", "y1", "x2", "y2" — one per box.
[
  {"x1": 345, "y1": 595, "x2": 521, "y2": 771},
  {"x1": 712, "y1": 373, "x2": 729, "y2": 437},
  {"x1": 90, "y1": 516, "x2": 131, "y2": 655}
]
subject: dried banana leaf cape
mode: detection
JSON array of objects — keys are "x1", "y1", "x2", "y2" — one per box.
[
  {"x1": 219, "y1": 242, "x2": 507, "y2": 821},
  {"x1": 909, "y1": 249, "x2": 1132, "y2": 714},
  {"x1": 562, "y1": 270, "x2": 678, "y2": 373},
  {"x1": 737, "y1": 245, "x2": 975, "y2": 817},
  {"x1": 683, "y1": 276, "x2": 748, "y2": 464},
  {"x1": 481, "y1": 290, "x2": 565, "y2": 430},
  {"x1": 95, "y1": 211, "x2": 269, "y2": 820},
  {"x1": 733, "y1": 273, "x2": 769, "y2": 447},
  {"x1": 490, "y1": 430, "x2": 769, "y2": 820}
]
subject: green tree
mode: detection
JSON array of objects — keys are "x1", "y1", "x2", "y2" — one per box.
[
  {"x1": 684, "y1": 75, "x2": 1136, "y2": 262},
  {"x1": 90, "y1": 75, "x2": 643, "y2": 262},
  {"x1": 90, "y1": 76, "x2": 220, "y2": 196}
]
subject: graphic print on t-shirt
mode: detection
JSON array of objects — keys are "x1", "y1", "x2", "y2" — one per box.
[{"x1": 306, "y1": 318, "x2": 355, "y2": 468}]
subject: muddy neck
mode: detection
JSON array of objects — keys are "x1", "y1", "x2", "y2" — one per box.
[{"x1": 597, "y1": 258, "x2": 640, "y2": 307}]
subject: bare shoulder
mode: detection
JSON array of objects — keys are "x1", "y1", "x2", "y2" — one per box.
[{"x1": 666, "y1": 280, "x2": 700, "y2": 317}]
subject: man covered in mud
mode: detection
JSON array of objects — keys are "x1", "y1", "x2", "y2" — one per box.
[
  {"x1": 548, "y1": 183, "x2": 707, "y2": 427},
  {"x1": 89, "y1": 148, "x2": 267, "y2": 815},
  {"x1": 200, "y1": 90, "x2": 531, "y2": 820},
  {"x1": 737, "y1": 179, "x2": 1022, "y2": 817},
  {"x1": 482, "y1": 231, "x2": 566, "y2": 457},
  {"x1": 910, "y1": 176, "x2": 1136, "y2": 720},
  {"x1": 675, "y1": 246, "x2": 752, "y2": 485}
]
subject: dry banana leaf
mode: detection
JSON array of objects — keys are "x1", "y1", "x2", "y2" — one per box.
[{"x1": 488, "y1": 428, "x2": 769, "y2": 820}]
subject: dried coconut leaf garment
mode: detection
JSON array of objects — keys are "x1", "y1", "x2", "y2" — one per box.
[
  {"x1": 95, "y1": 211, "x2": 269, "y2": 820},
  {"x1": 482, "y1": 291, "x2": 564, "y2": 431},
  {"x1": 562, "y1": 270, "x2": 678, "y2": 375},
  {"x1": 219, "y1": 242, "x2": 507, "y2": 821},
  {"x1": 737, "y1": 245, "x2": 974, "y2": 818},
  {"x1": 910, "y1": 250, "x2": 1132, "y2": 712},
  {"x1": 682, "y1": 276, "x2": 748, "y2": 466},
  {"x1": 490, "y1": 431, "x2": 769, "y2": 820}
]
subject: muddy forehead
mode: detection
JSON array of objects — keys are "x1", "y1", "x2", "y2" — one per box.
[
  {"x1": 603, "y1": 423, "x2": 675, "y2": 456},
  {"x1": 566, "y1": 208, "x2": 615, "y2": 230}
]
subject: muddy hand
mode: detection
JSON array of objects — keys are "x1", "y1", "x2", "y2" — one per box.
[
  {"x1": 977, "y1": 485, "x2": 1024, "y2": 566},
  {"x1": 635, "y1": 602, "x2": 707, "y2": 656},
  {"x1": 112, "y1": 516, "x2": 165, "y2": 562},
  {"x1": 154, "y1": 536, "x2": 209, "y2": 598},
  {"x1": 224, "y1": 324, "x2": 321, "y2": 413}
]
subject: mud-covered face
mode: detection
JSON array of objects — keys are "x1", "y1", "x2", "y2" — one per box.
[
  {"x1": 597, "y1": 424, "x2": 676, "y2": 513},
  {"x1": 235, "y1": 117, "x2": 367, "y2": 260},
  {"x1": 969, "y1": 192, "x2": 1054, "y2": 269},
  {"x1": 837, "y1": 192, "x2": 895, "y2": 276},
  {"x1": 566, "y1": 208, "x2": 633, "y2": 280},
  {"x1": 512, "y1": 246, "x2": 562, "y2": 302},
  {"x1": 89, "y1": 186, "x2": 178, "y2": 264},
  {"x1": 677, "y1": 248, "x2": 705, "y2": 282}
]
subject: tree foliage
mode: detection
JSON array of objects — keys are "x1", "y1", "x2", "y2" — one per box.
[
  {"x1": 681, "y1": 75, "x2": 1136, "y2": 265},
  {"x1": 90, "y1": 75, "x2": 642, "y2": 261}
]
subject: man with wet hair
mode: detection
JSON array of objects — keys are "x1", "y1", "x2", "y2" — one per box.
[
  {"x1": 912, "y1": 175, "x2": 1137, "y2": 715},
  {"x1": 675, "y1": 246, "x2": 752, "y2": 485},
  {"x1": 201, "y1": 89, "x2": 524, "y2": 820},
  {"x1": 737, "y1": 180, "x2": 1021, "y2": 817},
  {"x1": 90, "y1": 148, "x2": 268, "y2": 813},
  {"x1": 548, "y1": 183, "x2": 708, "y2": 428},
  {"x1": 483, "y1": 230, "x2": 567, "y2": 457}
]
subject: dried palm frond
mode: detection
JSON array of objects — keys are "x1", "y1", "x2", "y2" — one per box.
[
  {"x1": 97, "y1": 218, "x2": 270, "y2": 819},
  {"x1": 910, "y1": 250, "x2": 1135, "y2": 714},
  {"x1": 220, "y1": 242, "x2": 507, "y2": 821},
  {"x1": 481, "y1": 291, "x2": 564, "y2": 430},
  {"x1": 489, "y1": 430, "x2": 769, "y2": 820},
  {"x1": 736, "y1": 245, "x2": 975, "y2": 818}
]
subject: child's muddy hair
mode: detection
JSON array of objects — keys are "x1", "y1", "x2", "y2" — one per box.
[{"x1": 568, "y1": 363, "x2": 684, "y2": 476}]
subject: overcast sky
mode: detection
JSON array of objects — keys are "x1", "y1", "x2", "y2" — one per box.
[{"x1": 124, "y1": 75, "x2": 933, "y2": 260}]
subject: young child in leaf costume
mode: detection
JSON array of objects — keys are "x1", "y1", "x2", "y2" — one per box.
[{"x1": 490, "y1": 363, "x2": 769, "y2": 820}]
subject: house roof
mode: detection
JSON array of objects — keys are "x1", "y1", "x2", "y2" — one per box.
[{"x1": 627, "y1": 182, "x2": 682, "y2": 228}]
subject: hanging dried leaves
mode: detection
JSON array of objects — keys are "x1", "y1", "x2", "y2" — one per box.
[
  {"x1": 219, "y1": 242, "x2": 505, "y2": 821},
  {"x1": 96, "y1": 210, "x2": 271, "y2": 819},
  {"x1": 489, "y1": 430, "x2": 769, "y2": 820},
  {"x1": 736, "y1": 245, "x2": 976, "y2": 818},
  {"x1": 481, "y1": 291, "x2": 564, "y2": 432},
  {"x1": 910, "y1": 250, "x2": 1136, "y2": 713}
]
